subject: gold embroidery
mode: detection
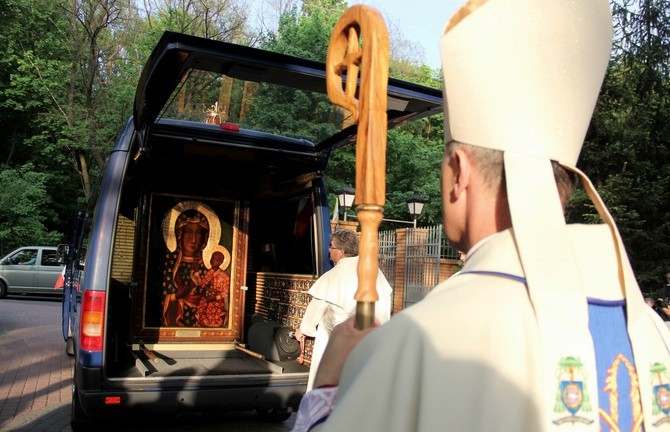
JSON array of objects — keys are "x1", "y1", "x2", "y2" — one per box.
[{"x1": 599, "y1": 353, "x2": 644, "y2": 432}]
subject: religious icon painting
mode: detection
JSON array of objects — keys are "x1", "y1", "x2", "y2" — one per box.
[{"x1": 132, "y1": 193, "x2": 247, "y2": 344}]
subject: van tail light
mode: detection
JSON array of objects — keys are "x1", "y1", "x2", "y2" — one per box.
[{"x1": 80, "y1": 290, "x2": 105, "y2": 351}]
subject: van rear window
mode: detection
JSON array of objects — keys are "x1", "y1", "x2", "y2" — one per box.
[{"x1": 158, "y1": 70, "x2": 343, "y2": 146}]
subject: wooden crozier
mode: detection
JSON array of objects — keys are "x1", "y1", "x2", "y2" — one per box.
[{"x1": 326, "y1": 5, "x2": 389, "y2": 329}]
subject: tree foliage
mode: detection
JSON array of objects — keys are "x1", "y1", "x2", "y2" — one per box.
[
  {"x1": 567, "y1": 0, "x2": 670, "y2": 292},
  {"x1": 0, "y1": 164, "x2": 62, "y2": 251}
]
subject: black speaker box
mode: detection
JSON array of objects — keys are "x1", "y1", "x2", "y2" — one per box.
[{"x1": 247, "y1": 321, "x2": 301, "y2": 361}]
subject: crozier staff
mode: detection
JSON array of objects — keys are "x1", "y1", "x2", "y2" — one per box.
[{"x1": 326, "y1": 4, "x2": 389, "y2": 330}]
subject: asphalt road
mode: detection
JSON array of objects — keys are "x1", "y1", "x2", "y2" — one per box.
[{"x1": 0, "y1": 295, "x2": 297, "y2": 431}]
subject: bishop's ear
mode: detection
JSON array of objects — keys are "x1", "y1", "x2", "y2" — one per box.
[{"x1": 449, "y1": 147, "x2": 473, "y2": 199}]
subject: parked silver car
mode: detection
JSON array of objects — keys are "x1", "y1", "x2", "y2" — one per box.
[{"x1": 0, "y1": 246, "x2": 64, "y2": 297}]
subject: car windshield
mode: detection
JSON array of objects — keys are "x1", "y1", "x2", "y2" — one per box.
[{"x1": 158, "y1": 69, "x2": 352, "y2": 144}]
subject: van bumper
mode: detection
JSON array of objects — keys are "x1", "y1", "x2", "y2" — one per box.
[{"x1": 74, "y1": 365, "x2": 307, "y2": 418}]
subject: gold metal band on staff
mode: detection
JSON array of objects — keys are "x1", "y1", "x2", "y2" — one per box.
[
  {"x1": 356, "y1": 204, "x2": 384, "y2": 212},
  {"x1": 356, "y1": 302, "x2": 375, "y2": 330}
]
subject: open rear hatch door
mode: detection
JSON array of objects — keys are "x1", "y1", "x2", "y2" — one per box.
[{"x1": 133, "y1": 31, "x2": 443, "y2": 153}]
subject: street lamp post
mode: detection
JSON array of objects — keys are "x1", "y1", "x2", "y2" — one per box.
[
  {"x1": 338, "y1": 186, "x2": 356, "y2": 221},
  {"x1": 406, "y1": 194, "x2": 427, "y2": 228}
]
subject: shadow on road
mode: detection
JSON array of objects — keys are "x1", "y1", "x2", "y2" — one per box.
[
  {"x1": 2, "y1": 404, "x2": 296, "y2": 432},
  {"x1": 4, "y1": 294, "x2": 62, "y2": 303}
]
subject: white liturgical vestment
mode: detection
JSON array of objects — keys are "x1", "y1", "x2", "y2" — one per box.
[{"x1": 300, "y1": 256, "x2": 392, "y2": 390}]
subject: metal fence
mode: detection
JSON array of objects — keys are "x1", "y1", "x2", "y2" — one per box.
[
  {"x1": 375, "y1": 225, "x2": 460, "y2": 309},
  {"x1": 378, "y1": 229, "x2": 397, "y2": 290},
  {"x1": 404, "y1": 226, "x2": 442, "y2": 308}
]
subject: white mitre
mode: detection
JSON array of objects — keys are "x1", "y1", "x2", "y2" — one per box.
[
  {"x1": 440, "y1": 1, "x2": 669, "y2": 431},
  {"x1": 440, "y1": 0, "x2": 611, "y2": 167}
]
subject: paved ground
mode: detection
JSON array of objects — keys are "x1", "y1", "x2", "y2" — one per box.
[
  {"x1": 0, "y1": 296, "x2": 296, "y2": 432},
  {"x1": 0, "y1": 296, "x2": 73, "y2": 432}
]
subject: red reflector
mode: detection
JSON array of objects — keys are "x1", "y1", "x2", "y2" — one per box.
[
  {"x1": 105, "y1": 396, "x2": 122, "y2": 405},
  {"x1": 220, "y1": 122, "x2": 240, "y2": 132}
]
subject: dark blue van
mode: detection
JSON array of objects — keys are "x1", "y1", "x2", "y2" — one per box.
[{"x1": 62, "y1": 31, "x2": 442, "y2": 430}]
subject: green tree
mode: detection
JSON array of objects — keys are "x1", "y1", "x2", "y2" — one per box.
[
  {"x1": 242, "y1": 1, "x2": 346, "y2": 145},
  {"x1": 142, "y1": 0, "x2": 248, "y2": 42},
  {"x1": 0, "y1": 0, "x2": 84, "y2": 242},
  {"x1": 568, "y1": 0, "x2": 670, "y2": 293},
  {"x1": 0, "y1": 164, "x2": 62, "y2": 254},
  {"x1": 382, "y1": 127, "x2": 443, "y2": 229}
]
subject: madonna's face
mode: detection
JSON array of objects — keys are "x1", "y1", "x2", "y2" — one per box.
[{"x1": 181, "y1": 222, "x2": 206, "y2": 257}]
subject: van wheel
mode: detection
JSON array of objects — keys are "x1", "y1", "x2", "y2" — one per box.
[
  {"x1": 66, "y1": 337, "x2": 75, "y2": 356},
  {"x1": 256, "y1": 407, "x2": 292, "y2": 422},
  {"x1": 0, "y1": 281, "x2": 7, "y2": 298},
  {"x1": 70, "y1": 384, "x2": 93, "y2": 431}
]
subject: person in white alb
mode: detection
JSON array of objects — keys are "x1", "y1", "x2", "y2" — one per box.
[
  {"x1": 292, "y1": 0, "x2": 670, "y2": 431},
  {"x1": 294, "y1": 229, "x2": 392, "y2": 391}
]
